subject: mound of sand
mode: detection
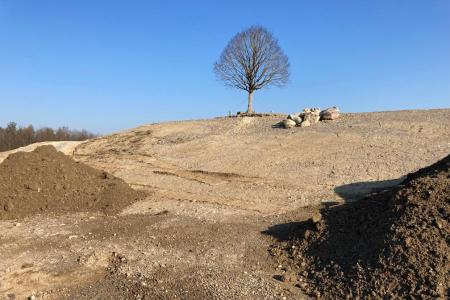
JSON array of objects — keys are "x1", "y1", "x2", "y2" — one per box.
[
  {"x1": 269, "y1": 154, "x2": 450, "y2": 299},
  {"x1": 0, "y1": 145, "x2": 145, "y2": 220}
]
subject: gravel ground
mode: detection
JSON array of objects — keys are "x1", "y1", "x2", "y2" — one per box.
[{"x1": 0, "y1": 109, "x2": 449, "y2": 299}]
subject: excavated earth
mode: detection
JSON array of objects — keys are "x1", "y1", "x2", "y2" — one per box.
[
  {"x1": 0, "y1": 145, "x2": 145, "y2": 220},
  {"x1": 268, "y1": 153, "x2": 449, "y2": 299},
  {"x1": 0, "y1": 109, "x2": 449, "y2": 299}
]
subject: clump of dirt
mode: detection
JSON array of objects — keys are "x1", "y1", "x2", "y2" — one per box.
[
  {"x1": 269, "y1": 154, "x2": 450, "y2": 299},
  {"x1": 0, "y1": 145, "x2": 145, "y2": 220}
]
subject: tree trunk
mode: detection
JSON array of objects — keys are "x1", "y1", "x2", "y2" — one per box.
[{"x1": 247, "y1": 92, "x2": 253, "y2": 114}]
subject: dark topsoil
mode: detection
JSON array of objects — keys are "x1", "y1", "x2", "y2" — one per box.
[
  {"x1": 268, "y1": 154, "x2": 450, "y2": 299},
  {"x1": 0, "y1": 145, "x2": 145, "y2": 220}
]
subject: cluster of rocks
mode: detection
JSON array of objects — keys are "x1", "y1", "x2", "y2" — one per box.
[{"x1": 282, "y1": 107, "x2": 340, "y2": 129}]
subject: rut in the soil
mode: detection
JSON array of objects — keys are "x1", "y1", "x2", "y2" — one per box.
[
  {"x1": 268, "y1": 153, "x2": 450, "y2": 299},
  {"x1": 0, "y1": 145, "x2": 145, "y2": 220}
]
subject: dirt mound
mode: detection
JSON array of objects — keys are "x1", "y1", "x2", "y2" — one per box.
[
  {"x1": 0, "y1": 145, "x2": 145, "y2": 220},
  {"x1": 268, "y1": 154, "x2": 450, "y2": 299}
]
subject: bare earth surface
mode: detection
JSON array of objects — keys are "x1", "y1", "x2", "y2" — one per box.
[{"x1": 0, "y1": 109, "x2": 449, "y2": 299}]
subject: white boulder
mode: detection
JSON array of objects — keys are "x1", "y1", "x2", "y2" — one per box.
[{"x1": 282, "y1": 119, "x2": 296, "y2": 129}]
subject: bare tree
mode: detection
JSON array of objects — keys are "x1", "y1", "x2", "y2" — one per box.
[{"x1": 214, "y1": 26, "x2": 290, "y2": 114}]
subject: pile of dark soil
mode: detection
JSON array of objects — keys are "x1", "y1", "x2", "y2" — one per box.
[
  {"x1": 0, "y1": 145, "x2": 145, "y2": 220},
  {"x1": 268, "y1": 154, "x2": 450, "y2": 299}
]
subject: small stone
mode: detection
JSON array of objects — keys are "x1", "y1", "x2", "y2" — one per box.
[
  {"x1": 311, "y1": 213, "x2": 322, "y2": 224},
  {"x1": 4, "y1": 202, "x2": 13, "y2": 212},
  {"x1": 404, "y1": 237, "x2": 411, "y2": 247},
  {"x1": 281, "y1": 272, "x2": 297, "y2": 283},
  {"x1": 285, "y1": 265, "x2": 292, "y2": 271},
  {"x1": 296, "y1": 282, "x2": 307, "y2": 289},
  {"x1": 303, "y1": 229, "x2": 311, "y2": 239},
  {"x1": 315, "y1": 222, "x2": 322, "y2": 231}
]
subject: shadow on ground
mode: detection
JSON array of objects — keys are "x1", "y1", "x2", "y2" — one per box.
[
  {"x1": 334, "y1": 177, "x2": 404, "y2": 202},
  {"x1": 263, "y1": 177, "x2": 404, "y2": 271},
  {"x1": 271, "y1": 122, "x2": 285, "y2": 129}
]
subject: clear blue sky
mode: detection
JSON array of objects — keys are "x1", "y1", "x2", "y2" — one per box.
[{"x1": 1, "y1": 1, "x2": 449, "y2": 133}]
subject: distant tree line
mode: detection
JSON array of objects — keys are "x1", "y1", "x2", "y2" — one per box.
[{"x1": 0, "y1": 122, "x2": 97, "y2": 152}]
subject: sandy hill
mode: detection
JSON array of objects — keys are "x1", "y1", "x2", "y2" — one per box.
[{"x1": 73, "y1": 109, "x2": 450, "y2": 214}]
